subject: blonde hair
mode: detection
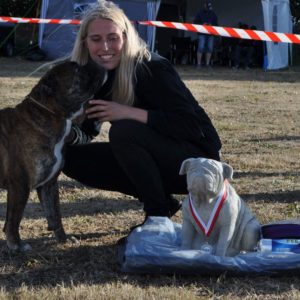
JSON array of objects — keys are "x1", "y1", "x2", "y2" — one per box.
[{"x1": 71, "y1": 0, "x2": 151, "y2": 105}]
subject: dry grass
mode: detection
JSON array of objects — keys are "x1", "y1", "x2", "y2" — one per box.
[{"x1": 0, "y1": 57, "x2": 300, "y2": 299}]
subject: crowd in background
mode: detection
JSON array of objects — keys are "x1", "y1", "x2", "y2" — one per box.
[{"x1": 169, "y1": 1, "x2": 264, "y2": 69}]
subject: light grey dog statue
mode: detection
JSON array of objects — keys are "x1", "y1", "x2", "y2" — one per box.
[{"x1": 179, "y1": 157, "x2": 260, "y2": 256}]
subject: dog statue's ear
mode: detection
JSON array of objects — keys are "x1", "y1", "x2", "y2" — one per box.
[
  {"x1": 222, "y1": 162, "x2": 233, "y2": 180},
  {"x1": 179, "y1": 158, "x2": 194, "y2": 175}
]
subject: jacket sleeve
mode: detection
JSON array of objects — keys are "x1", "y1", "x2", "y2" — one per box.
[
  {"x1": 67, "y1": 119, "x2": 101, "y2": 145},
  {"x1": 193, "y1": 12, "x2": 202, "y2": 24},
  {"x1": 136, "y1": 58, "x2": 210, "y2": 144},
  {"x1": 213, "y1": 12, "x2": 218, "y2": 26}
]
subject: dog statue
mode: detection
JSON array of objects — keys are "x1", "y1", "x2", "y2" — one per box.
[
  {"x1": 179, "y1": 157, "x2": 260, "y2": 256},
  {"x1": 0, "y1": 61, "x2": 106, "y2": 251}
]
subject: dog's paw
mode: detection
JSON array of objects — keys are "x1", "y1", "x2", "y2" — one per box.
[
  {"x1": 20, "y1": 242, "x2": 32, "y2": 252},
  {"x1": 54, "y1": 227, "x2": 67, "y2": 243},
  {"x1": 7, "y1": 241, "x2": 32, "y2": 253}
]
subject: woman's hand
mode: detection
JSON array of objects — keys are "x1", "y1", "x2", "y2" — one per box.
[{"x1": 86, "y1": 99, "x2": 148, "y2": 123}]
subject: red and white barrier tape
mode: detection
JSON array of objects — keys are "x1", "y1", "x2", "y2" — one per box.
[
  {"x1": 0, "y1": 16, "x2": 81, "y2": 25},
  {"x1": 140, "y1": 21, "x2": 300, "y2": 44},
  {"x1": 1, "y1": 16, "x2": 299, "y2": 44}
]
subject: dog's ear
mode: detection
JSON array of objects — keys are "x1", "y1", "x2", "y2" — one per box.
[
  {"x1": 222, "y1": 162, "x2": 233, "y2": 180},
  {"x1": 179, "y1": 158, "x2": 195, "y2": 175},
  {"x1": 30, "y1": 81, "x2": 54, "y2": 101},
  {"x1": 40, "y1": 84, "x2": 54, "y2": 97}
]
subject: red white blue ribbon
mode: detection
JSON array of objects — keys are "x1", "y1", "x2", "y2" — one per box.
[{"x1": 189, "y1": 179, "x2": 228, "y2": 237}]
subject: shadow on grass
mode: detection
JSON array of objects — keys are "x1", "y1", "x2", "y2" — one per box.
[
  {"x1": 0, "y1": 57, "x2": 50, "y2": 78},
  {"x1": 0, "y1": 242, "x2": 119, "y2": 289},
  {"x1": 241, "y1": 189, "x2": 300, "y2": 203},
  {"x1": 1, "y1": 58, "x2": 300, "y2": 84},
  {"x1": 249, "y1": 135, "x2": 300, "y2": 143},
  {"x1": 178, "y1": 66, "x2": 300, "y2": 83},
  {"x1": 234, "y1": 170, "x2": 300, "y2": 178},
  {"x1": 0, "y1": 196, "x2": 142, "y2": 220},
  {"x1": 1, "y1": 238, "x2": 300, "y2": 292}
]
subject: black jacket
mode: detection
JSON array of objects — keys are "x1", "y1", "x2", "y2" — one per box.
[
  {"x1": 69, "y1": 53, "x2": 221, "y2": 159},
  {"x1": 193, "y1": 9, "x2": 218, "y2": 26}
]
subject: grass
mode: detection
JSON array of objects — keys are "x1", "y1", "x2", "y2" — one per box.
[{"x1": 0, "y1": 57, "x2": 299, "y2": 299}]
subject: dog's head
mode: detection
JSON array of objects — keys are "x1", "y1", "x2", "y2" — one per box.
[
  {"x1": 30, "y1": 60, "x2": 107, "y2": 119},
  {"x1": 179, "y1": 158, "x2": 233, "y2": 202}
]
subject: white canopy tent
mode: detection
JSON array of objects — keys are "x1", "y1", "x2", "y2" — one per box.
[
  {"x1": 261, "y1": 0, "x2": 292, "y2": 70},
  {"x1": 38, "y1": 0, "x2": 160, "y2": 59}
]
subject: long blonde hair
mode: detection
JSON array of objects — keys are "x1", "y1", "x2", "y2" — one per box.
[{"x1": 71, "y1": 0, "x2": 151, "y2": 105}]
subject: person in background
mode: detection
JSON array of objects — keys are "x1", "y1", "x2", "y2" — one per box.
[
  {"x1": 232, "y1": 23, "x2": 255, "y2": 70},
  {"x1": 193, "y1": 1, "x2": 218, "y2": 68},
  {"x1": 63, "y1": 0, "x2": 222, "y2": 229}
]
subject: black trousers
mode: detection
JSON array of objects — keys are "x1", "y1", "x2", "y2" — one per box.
[{"x1": 63, "y1": 120, "x2": 208, "y2": 216}]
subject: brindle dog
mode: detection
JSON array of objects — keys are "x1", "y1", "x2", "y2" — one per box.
[{"x1": 0, "y1": 61, "x2": 106, "y2": 251}]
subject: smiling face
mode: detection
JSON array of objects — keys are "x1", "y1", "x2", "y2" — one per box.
[{"x1": 85, "y1": 18, "x2": 126, "y2": 70}]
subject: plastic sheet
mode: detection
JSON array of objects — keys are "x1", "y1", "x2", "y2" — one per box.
[{"x1": 118, "y1": 217, "x2": 300, "y2": 276}]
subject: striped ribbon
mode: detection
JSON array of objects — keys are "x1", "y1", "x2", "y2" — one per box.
[
  {"x1": 0, "y1": 16, "x2": 81, "y2": 25},
  {"x1": 1, "y1": 16, "x2": 299, "y2": 44},
  {"x1": 139, "y1": 21, "x2": 300, "y2": 44}
]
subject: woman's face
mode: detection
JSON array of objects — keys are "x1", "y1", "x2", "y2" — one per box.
[{"x1": 86, "y1": 18, "x2": 125, "y2": 70}]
